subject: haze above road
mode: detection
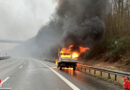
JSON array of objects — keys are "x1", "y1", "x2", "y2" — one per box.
[{"x1": 0, "y1": 0, "x2": 56, "y2": 50}]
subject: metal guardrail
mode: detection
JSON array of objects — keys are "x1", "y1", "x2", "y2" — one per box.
[
  {"x1": 77, "y1": 64, "x2": 130, "y2": 84},
  {"x1": 44, "y1": 59, "x2": 130, "y2": 85},
  {"x1": 44, "y1": 59, "x2": 130, "y2": 78},
  {"x1": 92, "y1": 67, "x2": 130, "y2": 77}
]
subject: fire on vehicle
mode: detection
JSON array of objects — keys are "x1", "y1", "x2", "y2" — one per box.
[{"x1": 56, "y1": 45, "x2": 89, "y2": 71}]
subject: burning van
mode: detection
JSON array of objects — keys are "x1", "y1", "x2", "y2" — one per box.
[{"x1": 56, "y1": 45, "x2": 89, "y2": 71}]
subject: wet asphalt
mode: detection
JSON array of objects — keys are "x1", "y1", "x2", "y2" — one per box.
[{"x1": 0, "y1": 58, "x2": 122, "y2": 90}]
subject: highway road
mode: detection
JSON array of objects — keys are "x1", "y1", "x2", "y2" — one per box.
[{"x1": 0, "y1": 58, "x2": 122, "y2": 90}]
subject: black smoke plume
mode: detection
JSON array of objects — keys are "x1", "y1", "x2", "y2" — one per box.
[{"x1": 11, "y1": 0, "x2": 111, "y2": 58}]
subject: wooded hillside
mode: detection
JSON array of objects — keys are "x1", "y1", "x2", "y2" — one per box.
[{"x1": 86, "y1": 0, "x2": 130, "y2": 63}]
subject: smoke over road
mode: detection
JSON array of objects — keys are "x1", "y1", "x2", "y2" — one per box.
[{"x1": 11, "y1": 0, "x2": 111, "y2": 58}]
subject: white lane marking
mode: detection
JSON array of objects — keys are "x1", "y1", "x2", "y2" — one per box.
[
  {"x1": 1, "y1": 77, "x2": 10, "y2": 84},
  {"x1": 43, "y1": 64, "x2": 80, "y2": 90},
  {"x1": 19, "y1": 65, "x2": 23, "y2": 69}
]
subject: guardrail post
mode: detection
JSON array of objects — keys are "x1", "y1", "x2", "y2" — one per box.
[
  {"x1": 108, "y1": 73, "x2": 111, "y2": 79},
  {"x1": 85, "y1": 67, "x2": 87, "y2": 72},
  {"x1": 100, "y1": 71, "x2": 102, "y2": 77},
  {"x1": 94, "y1": 70, "x2": 96, "y2": 75},
  {"x1": 115, "y1": 74, "x2": 117, "y2": 81},
  {"x1": 89, "y1": 68, "x2": 90, "y2": 73},
  {"x1": 84, "y1": 68, "x2": 86, "y2": 72}
]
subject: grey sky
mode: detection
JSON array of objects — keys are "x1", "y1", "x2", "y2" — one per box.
[{"x1": 0, "y1": 0, "x2": 56, "y2": 41}]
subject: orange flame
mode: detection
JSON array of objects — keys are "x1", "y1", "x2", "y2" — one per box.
[
  {"x1": 59, "y1": 45, "x2": 89, "y2": 59},
  {"x1": 79, "y1": 47, "x2": 90, "y2": 53}
]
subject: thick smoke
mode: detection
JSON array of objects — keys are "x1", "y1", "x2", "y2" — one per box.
[
  {"x1": 57, "y1": 0, "x2": 110, "y2": 47},
  {"x1": 11, "y1": 0, "x2": 111, "y2": 58}
]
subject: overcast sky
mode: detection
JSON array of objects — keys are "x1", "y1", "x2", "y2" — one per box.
[{"x1": 0, "y1": 0, "x2": 56, "y2": 41}]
